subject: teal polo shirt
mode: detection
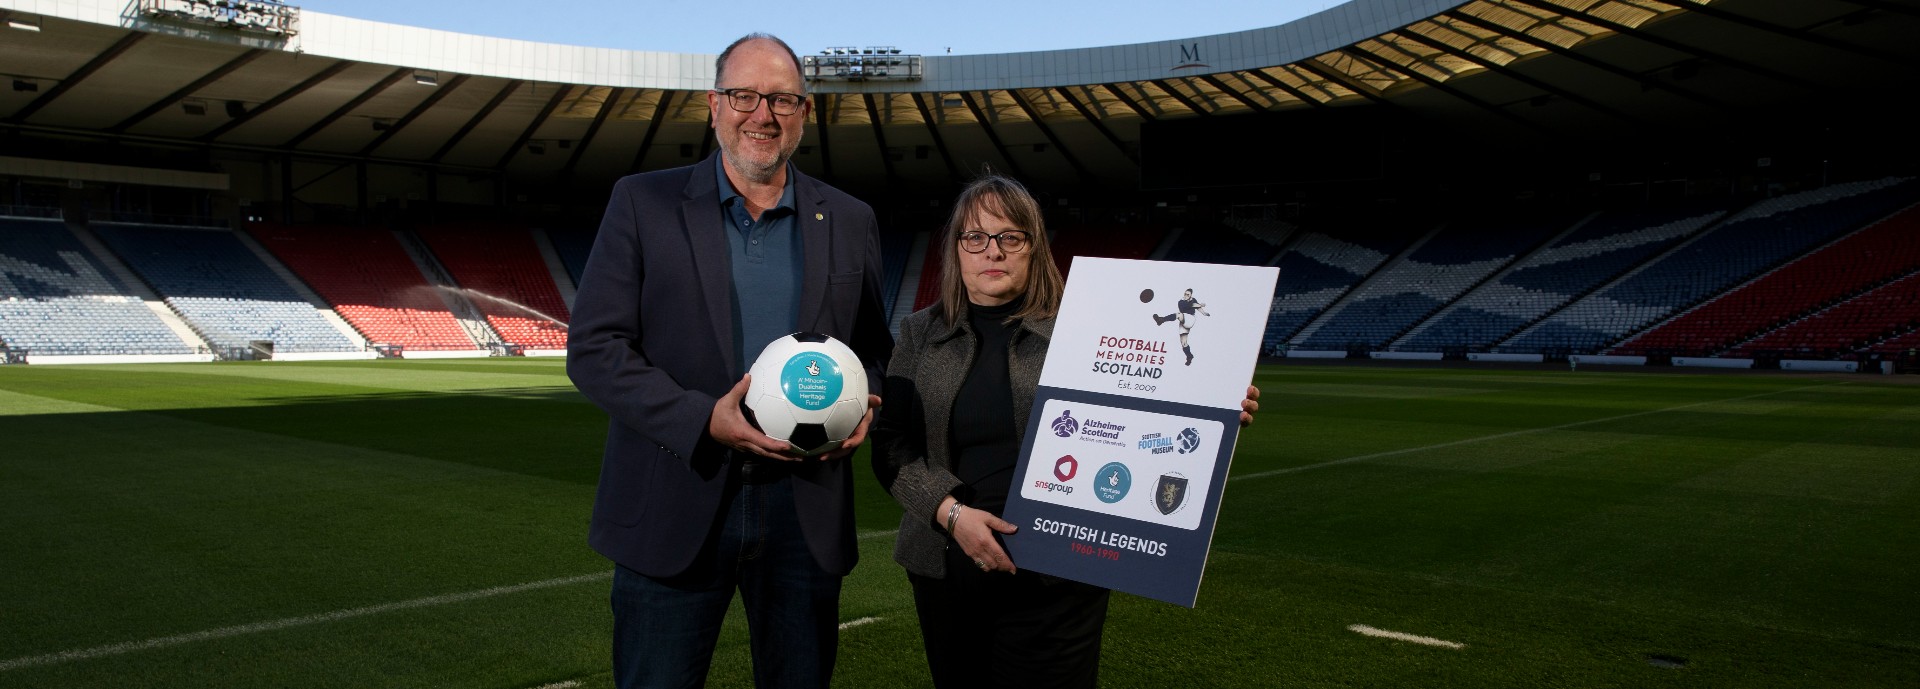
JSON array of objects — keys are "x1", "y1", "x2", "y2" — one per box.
[{"x1": 716, "y1": 162, "x2": 804, "y2": 375}]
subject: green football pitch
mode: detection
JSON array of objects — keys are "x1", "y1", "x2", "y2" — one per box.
[{"x1": 2, "y1": 359, "x2": 1916, "y2": 688}]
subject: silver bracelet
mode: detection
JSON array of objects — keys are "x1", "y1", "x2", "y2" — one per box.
[{"x1": 946, "y1": 501, "x2": 964, "y2": 533}]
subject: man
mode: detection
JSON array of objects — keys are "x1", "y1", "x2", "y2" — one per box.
[
  {"x1": 567, "y1": 33, "x2": 892, "y2": 689},
  {"x1": 1152, "y1": 288, "x2": 1210, "y2": 365}
]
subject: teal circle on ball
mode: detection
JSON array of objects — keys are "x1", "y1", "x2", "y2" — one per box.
[{"x1": 780, "y1": 351, "x2": 843, "y2": 411}]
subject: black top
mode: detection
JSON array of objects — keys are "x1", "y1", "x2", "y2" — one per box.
[{"x1": 949, "y1": 297, "x2": 1025, "y2": 515}]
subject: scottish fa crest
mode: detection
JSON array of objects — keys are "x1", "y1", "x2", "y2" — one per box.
[{"x1": 1156, "y1": 473, "x2": 1189, "y2": 515}]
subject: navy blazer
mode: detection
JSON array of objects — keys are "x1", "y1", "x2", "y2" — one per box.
[{"x1": 568, "y1": 154, "x2": 892, "y2": 578}]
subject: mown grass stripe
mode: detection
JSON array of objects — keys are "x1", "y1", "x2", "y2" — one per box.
[
  {"x1": 1234, "y1": 382, "x2": 1844, "y2": 481},
  {"x1": 0, "y1": 573, "x2": 611, "y2": 673}
]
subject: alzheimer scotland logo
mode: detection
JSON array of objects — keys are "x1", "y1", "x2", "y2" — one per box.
[{"x1": 1052, "y1": 410, "x2": 1080, "y2": 438}]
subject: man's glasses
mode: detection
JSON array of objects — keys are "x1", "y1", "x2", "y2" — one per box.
[
  {"x1": 714, "y1": 88, "x2": 806, "y2": 116},
  {"x1": 958, "y1": 230, "x2": 1031, "y2": 254}
]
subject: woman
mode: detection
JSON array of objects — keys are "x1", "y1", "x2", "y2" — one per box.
[{"x1": 873, "y1": 175, "x2": 1258, "y2": 688}]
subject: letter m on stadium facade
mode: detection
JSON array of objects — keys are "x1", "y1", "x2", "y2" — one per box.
[{"x1": 1172, "y1": 43, "x2": 1208, "y2": 71}]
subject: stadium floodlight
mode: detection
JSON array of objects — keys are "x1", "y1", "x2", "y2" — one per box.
[
  {"x1": 181, "y1": 99, "x2": 207, "y2": 116},
  {"x1": 413, "y1": 71, "x2": 438, "y2": 86},
  {"x1": 11, "y1": 79, "x2": 37, "y2": 93},
  {"x1": 6, "y1": 16, "x2": 40, "y2": 31}
]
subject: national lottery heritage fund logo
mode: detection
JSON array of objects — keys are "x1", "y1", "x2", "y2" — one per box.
[
  {"x1": 1095, "y1": 462, "x2": 1132, "y2": 504},
  {"x1": 780, "y1": 352, "x2": 842, "y2": 411}
]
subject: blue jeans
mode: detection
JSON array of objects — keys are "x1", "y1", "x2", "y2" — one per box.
[{"x1": 611, "y1": 474, "x2": 841, "y2": 689}]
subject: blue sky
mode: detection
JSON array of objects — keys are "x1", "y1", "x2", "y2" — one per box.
[{"x1": 296, "y1": 0, "x2": 1347, "y2": 56}]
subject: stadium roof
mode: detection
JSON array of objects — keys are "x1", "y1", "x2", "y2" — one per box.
[{"x1": 2, "y1": 0, "x2": 1917, "y2": 195}]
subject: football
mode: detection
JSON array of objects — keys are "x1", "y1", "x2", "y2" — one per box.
[{"x1": 742, "y1": 332, "x2": 870, "y2": 457}]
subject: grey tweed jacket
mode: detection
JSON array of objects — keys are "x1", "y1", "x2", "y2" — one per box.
[{"x1": 872, "y1": 303, "x2": 1054, "y2": 578}]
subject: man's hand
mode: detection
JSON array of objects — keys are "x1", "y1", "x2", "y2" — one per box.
[
  {"x1": 822, "y1": 394, "x2": 883, "y2": 460},
  {"x1": 709, "y1": 374, "x2": 803, "y2": 461}
]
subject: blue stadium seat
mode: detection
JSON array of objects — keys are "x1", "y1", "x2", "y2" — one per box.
[
  {"x1": 93, "y1": 223, "x2": 360, "y2": 353},
  {"x1": 0, "y1": 217, "x2": 194, "y2": 355}
]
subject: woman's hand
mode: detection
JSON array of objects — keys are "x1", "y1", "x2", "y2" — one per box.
[
  {"x1": 1240, "y1": 384, "x2": 1261, "y2": 427},
  {"x1": 941, "y1": 497, "x2": 1019, "y2": 573}
]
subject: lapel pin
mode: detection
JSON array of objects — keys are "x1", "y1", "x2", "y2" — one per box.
[{"x1": 815, "y1": 213, "x2": 824, "y2": 221}]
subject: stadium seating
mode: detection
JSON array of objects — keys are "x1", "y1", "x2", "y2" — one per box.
[
  {"x1": 415, "y1": 224, "x2": 571, "y2": 350},
  {"x1": 248, "y1": 224, "x2": 477, "y2": 350},
  {"x1": 1049, "y1": 223, "x2": 1167, "y2": 279},
  {"x1": 1502, "y1": 178, "x2": 1917, "y2": 355},
  {"x1": 1297, "y1": 210, "x2": 1568, "y2": 350},
  {"x1": 1732, "y1": 271, "x2": 1920, "y2": 358},
  {"x1": 0, "y1": 217, "x2": 194, "y2": 355},
  {"x1": 911, "y1": 234, "x2": 946, "y2": 313},
  {"x1": 92, "y1": 223, "x2": 361, "y2": 353},
  {"x1": 1618, "y1": 202, "x2": 1920, "y2": 356},
  {"x1": 1400, "y1": 202, "x2": 1726, "y2": 353},
  {"x1": 545, "y1": 227, "x2": 594, "y2": 288},
  {"x1": 879, "y1": 226, "x2": 916, "y2": 323},
  {"x1": 1263, "y1": 223, "x2": 1422, "y2": 349},
  {"x1": 1160, "y1": 219, "x2": 1281, "y2": 266}
]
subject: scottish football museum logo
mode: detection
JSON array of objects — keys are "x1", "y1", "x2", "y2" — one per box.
[
  {"x1": 1177, "y1": 427, "x2": 1203, "y2": 454},
  {"x1": 1052, "y1": 410, "x2": 1080, "y2": 437}
]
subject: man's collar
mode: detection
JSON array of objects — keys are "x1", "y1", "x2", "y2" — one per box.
[{"x1": 715, "y1": 160, "x2": 797, "y2": 213}]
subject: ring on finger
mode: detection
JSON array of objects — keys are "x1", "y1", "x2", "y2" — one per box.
[{"x1": 974, "y1": 558, "x2": 989, "y2": 571}]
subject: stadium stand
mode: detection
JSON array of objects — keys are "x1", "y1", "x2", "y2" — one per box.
[
  {"x1": 1500, "y1": 178, "x2": 1917, "y2": 355},
  {"x1": 92, "y1": 223, "x2": 361, "y2": 354},
  {"x1": 1049, "y1": 223, "x2": 1166, "y2": 279},
  {"x1": 1160, "y1": 219, "x2": 1282, "y2": 266},
  {"x1": 1263, "y1": 220, "x2": 1423, "y2": 350},
  {"x1": 0, "y1": 217, "x2": 194, "y2": 355},
  {"x1": 910, "y1": 234, "x2": 945, "y2": 312},
  {"x1": 1404, "y1": 201, "x2": 1727, "y2": 353},
  {"x1": 248, "y1": 224, "x2": 477, "y2": 350},
  {"x1": 1620, "y1": 202, "x2": 1920, "y2": 357},
  {"x1": 545, "y1": 227, "x2": 594, "y2": 288},
  {"x1": 1297, "y1": 210, "x2": 1569, "y2": 351},
  {"x1": 415, "y1": 224, "x2": 571, "y2": 350},
  {"x1": 1729, "y1": 270, "x2": 1920, "y2": 358},
  {"x1": 879, "y1": 226, "x2": 916, "y2": 323}
]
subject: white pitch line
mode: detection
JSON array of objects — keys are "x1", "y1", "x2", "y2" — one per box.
[
  {"x1": 1232, "y1": 382, "x2": 1843, "y2": 482},
  {"x1": 530, "y1": 682, "x2": 581, "y2": 689},
  {"x1": 1348, "y1": 624, "x2": 1464, "y2": 649},
  {"x1": 0, "y1": 572, "x2": 611, "y2": 673},
  {"x1": 838, "y1": 616, "x2": 883, "y2": 630}
]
